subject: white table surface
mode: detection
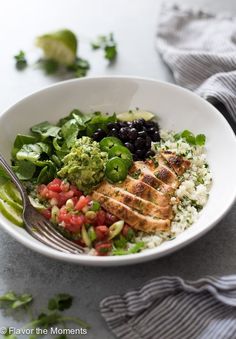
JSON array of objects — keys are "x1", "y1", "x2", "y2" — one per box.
[{"x1": 0, "y1": 0, "x2": 236, "y2": 338}]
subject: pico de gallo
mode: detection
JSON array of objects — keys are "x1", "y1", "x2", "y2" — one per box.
[{"x1": 36, "y1": 177, "x2": 136, "y2": 256}]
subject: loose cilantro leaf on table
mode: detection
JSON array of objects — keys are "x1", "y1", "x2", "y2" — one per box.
[
  {"x1": 0, "y1": 291, "x2": 32, "y2": 310},
  {"x1": 14, "y1": 50, "x2": 28, "y2": 70},
  {"x1": 67, "y1": 57, "x2": 90, "y2": 78},
  {"x1": 91, "y1": 33, "x2": 117, "y2": 61},
  {"x1": 0, "y1": 291, "x2": 90, "y2": 339},
  {"x1": 48, "y1": 294, "x2": 73, "y2": 311},
  {"x1": 3, "y1": 328, "x2": 17, "y2": 339}
]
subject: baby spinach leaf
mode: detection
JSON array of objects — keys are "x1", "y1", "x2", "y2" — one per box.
[
  {"x1": 16, "y1": 143, "x2": 51, "y2": 162},
  {"x1": 61, "y1": 119, "x2": 79, "y2": 148},
  {"x1": 12, "y1": 134, "x2": 37, "y2": 158},
  {"x1": 12, "y1": 161, "x2": 36, "y2": 180},
  {"x1": 37, "y1": 163, "x2": 56, "y2": 184},
  {"x1": 31, "y1": 121, "x2": 60, "y2": 139}
]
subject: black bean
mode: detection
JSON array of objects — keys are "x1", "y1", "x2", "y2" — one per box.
[
  {"x1": 107, "y1": 122, "x2": 118, "y2": 130},
  {"x1": 128, "y1": 128, "x2": 138, "y2": 140},
  {"x1": 147, "y1": 127, "x2": 156, "y2": 134},
  {"x1": 135, "y1": 137, "x2": 146, "y2": 149},
  {"x1": 151, "y1": 131, "x2": 160, "y2": 142},
  {"x1": 124, "y1": 142, "x2": 135, "y2": 153},
  {"x1": 145, "y1": 120, "x2": 155, "y2": 127},
  {"x1": 135, "y1": 149, "x2": 145, "y2": 159},
  {"x1": 132, "y1": 120, "x2": 143, "y2": 130},
  {"x1": 92, "y1": 129, "x2": 107, "y2": 141},
  {"x1": 109, "y1": 128, "x2": 119, "y2": 137},
  {"x1": 145, "y1": 136, "x2": 152, "y2": 148},
  {"x1": 138, "y1": 130, "x2": 147, "y2": 138}
]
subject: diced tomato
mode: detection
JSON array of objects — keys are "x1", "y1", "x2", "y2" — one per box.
[
  {"x1": 60, "y1": 181, "x2": 70, "y2": 192},
  {"x1": 37, "y1": 184, "x2": 49, "y2": 198},
  {"x1": 41, "y1": 208, "x2": 51, "y2": 220},
  {"x1": 75, "y1": 196, "x2": 90, "y2": 211},
  {"x1": 58, "y1": 208, "x2": 71, "y2": 224},
  {"x1": 95, "y1": 242, "x2": 112, "y2": 256},
  {"x1": 65, "y1": 215, "x2": 84, "y2": 232},
  {"x1": 70, "y1": 185, "x2": 82, "y2": 197},
  {"x1": 95, "y1": 225, "x2": 109, "y2": 240},
  {"x1": 96, "y1": 210, "x2": 106, "y2": 226},
  {"x1": 47, "y1": 178, "x2": 62, "y2": 192}
]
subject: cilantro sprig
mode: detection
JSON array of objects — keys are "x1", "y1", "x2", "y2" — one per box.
[
  {"x1": 14, "y1": 51, "x2": 28, "y2": 70},
  {"x1": 91, "y1": 33, "x2": 117, "y2": 61},
  {"x1": 0, "y1": 291, "x2": 90, "y2": 339},
  {"x1": 174, "y1": 130, "x2": 206, "y2": 146},
  {"x1": 0, "y1": 291, "x2": 32, "y2": 310}
]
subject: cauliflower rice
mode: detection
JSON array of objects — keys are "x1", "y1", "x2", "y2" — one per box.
[{"x1": 134, "y1": 130, "x2": 212, "y2": 250}]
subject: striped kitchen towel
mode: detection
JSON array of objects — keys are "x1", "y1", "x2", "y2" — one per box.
[
  {"x1": 156, "y1": 5, "x2": 236, "y2": 129},
  {"x1": 100, "y1": 276, "x2": 236, "y2": 339}
]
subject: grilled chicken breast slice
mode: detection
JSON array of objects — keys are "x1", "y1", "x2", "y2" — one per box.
[
  {"x1": 130, "y1": 162, "x2": 175, "y2": 194},
  {"x1": 161, "y1": 151, "x2": 191, "y2": 176},
  {"x1": 144, "y1": 159, "x2": 179, "y2": 189},
  {"x1": 119, "y1": 176, "x2": 170, "y2": 206},
  {"x1": 92, "y1": 191, "x2": 170, "y2": 232},
  {"x1": 96, "y1": 182, "x2": 172, "y2": 219}
]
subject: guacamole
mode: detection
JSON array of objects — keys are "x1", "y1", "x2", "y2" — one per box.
[{"x1": 58, "y1": 136, "x2": 107, "y2": 193}]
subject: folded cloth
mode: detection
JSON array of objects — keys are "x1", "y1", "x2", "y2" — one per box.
[
  {"x1": 156, "y1": 5, "x2": 236, "y2": 129},
  {"x1": 100, "y1": 276, "x2": 236, "y2": 339}
]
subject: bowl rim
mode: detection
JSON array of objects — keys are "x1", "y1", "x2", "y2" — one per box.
[{"x1": 1, "y1": 75, "x2": 236, "y2": 266}]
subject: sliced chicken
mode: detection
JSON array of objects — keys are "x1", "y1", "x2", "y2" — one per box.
[
  {"x1": 92, "y1": 191, "x2": 170, "y2": 232},
  {"x1": 118, "y1": 176, "x2": 170, "y2": 207},
  {"x1": 160, "y1": 151, "x2": 191, "y2": 176},
  {"x1": 144, "y1": 159, "x2": 179, "y2": 189},
  {"x1": 130, "y1": 162, "x2": 175, "y2": 194},
  {"x1": 97, "y1": 182, "x2": 172, "y2": 219}
]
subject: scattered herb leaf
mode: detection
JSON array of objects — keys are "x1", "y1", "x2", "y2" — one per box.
[
  {"x1": 112, "y1": 241, "x2": 145, "y2": 255},
  {"x1": 0, "y1": 291, "x2": 32, "y2": 310},
  {"x1": 14, "y1": 50, "x2": 27, "y2": 70},
  {"x1": 48, "y1": 294, "x2": 73, "y2": 311},
  {"x1": 91, "y1": 33, "x2": 117, "y2": 61}
]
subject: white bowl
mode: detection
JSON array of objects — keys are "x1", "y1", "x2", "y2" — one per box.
[{"x1": 0, "y1": 76, "x2": 235, "y2": 266}]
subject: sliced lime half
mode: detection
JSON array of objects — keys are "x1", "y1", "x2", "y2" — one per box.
[
  {"x1": 36, "y1": 29, "x2": 77, "y2": 65},
  {"x1": 0, "y1": 198, "x2": 23, "y2": 226},
  {"x1": 117, "y1": 110, "x2": 155, "y2": 122}
]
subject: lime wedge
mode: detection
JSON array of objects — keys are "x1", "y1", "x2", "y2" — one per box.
[
  {"x1": 117, "y1": 110, "x2": 155, "y2": 122},
  {"x1": 0, "y1": 198, "x2": 23, "y2": 226},
  {"x1": 36, "y1": 29, "x2": 77, "y2": 65},
  {"x1": 4, "y1": 181, "x2": 22, "y2": 204},
  {"x1": 0, "y1": 183, "x2": 23, "y2": 212}
]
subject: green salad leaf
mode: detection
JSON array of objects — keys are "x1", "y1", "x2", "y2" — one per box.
[
  {"x1": 11, "y1": 110, "x2": 118, "y2": 185},
  {"x1": 31, "y1": 121, "x2": 60, "y2": 139},
  {"x1": 12, "y1": 161, "x2": 36, "y2": 180}
]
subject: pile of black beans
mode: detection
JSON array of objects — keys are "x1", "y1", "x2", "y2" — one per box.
[{"x1": 92, "y1": 119, "x2": 160, "y2": 161}]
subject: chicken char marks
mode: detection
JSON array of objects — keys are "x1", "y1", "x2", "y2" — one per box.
[{"x1": 92, "y1": 150, "x2": 190, "y2": 233}]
